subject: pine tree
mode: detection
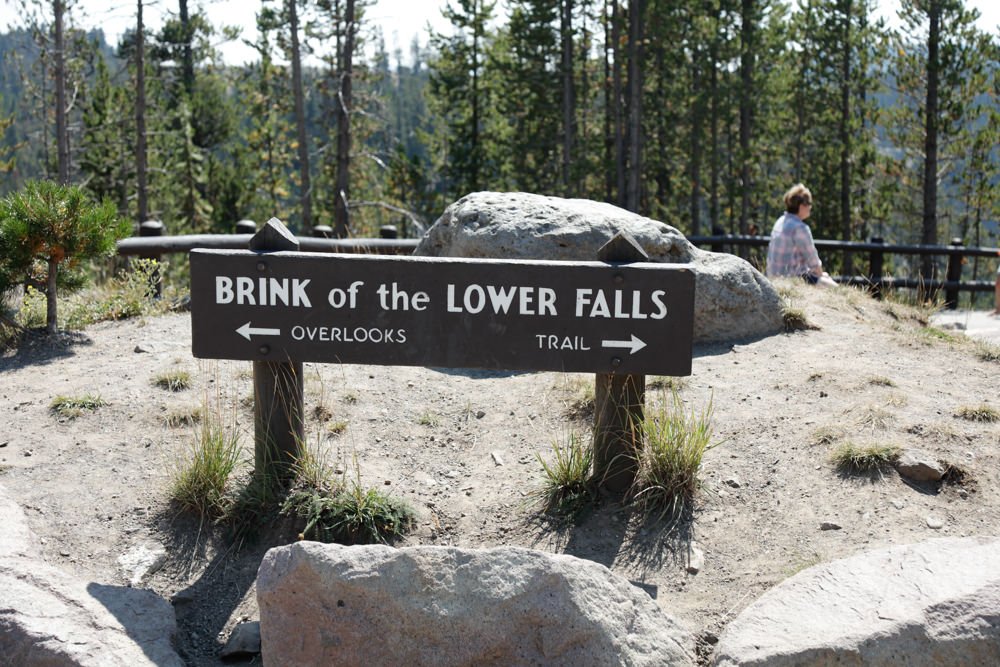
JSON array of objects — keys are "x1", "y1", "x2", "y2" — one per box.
[
  {"x1": 428, "y1": 0, "x2": 498, "y2": 200},
  {"x1": 885, "y1": 0, "x2": 993, "y2": 281}
]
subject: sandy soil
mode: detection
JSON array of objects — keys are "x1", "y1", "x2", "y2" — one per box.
[{"x1": 2, "y1": 281, "x2": 999, "y2": 665}]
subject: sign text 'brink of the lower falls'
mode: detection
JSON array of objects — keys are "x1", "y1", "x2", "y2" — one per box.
[{"x1": 190, "y1": 250, "x2": 695, "y2": 375}]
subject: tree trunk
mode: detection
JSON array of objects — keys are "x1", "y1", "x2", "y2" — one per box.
[
  {"x1": 289, "y1": 0, "x2": 313, "y2": 231},
  {"x1": 709, "y1": 33, "x2": 720, "y2": 231},
  {"x1": 689, "y1": 53, "x2": 703, "y2": 237},
  {"x1": 738, "y1": 0, "x2": 754, "y2": 242},
  {"x1": 625, "y1": 0, "x2": 644, "y2": 213},
  {"x1": 53, "y1": 0, "x2": 69, "y2": 184},
  {"x1": 612, "y1": 0, "x2": 625, "y2": 206},
  {"x1": 136, "y1": 0, "x2": 148, "y2": 222},
  {"x1": 333, "y1": 0, "x2": 355, "y2": 238},
  {"x1": 178, "y1": 0, "x2": 194, "y2": 97},
  {"x1": 561, "y1": 0, "x2": 576, "y2": 196},
  {"x1": 921, "y1": 0, "x2": 941, "y2": 282},
  {"x1": 471, "y1": 0, "x2": 482, "y2": 191},
  {"x1": 840, "y1": 0, "x2": 854, "y2": 275},
  {"x1": 46, "y1": 257, "x2": 58, "y2": 333}
]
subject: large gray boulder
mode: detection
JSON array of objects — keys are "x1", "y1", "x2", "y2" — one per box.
[
  {"x1": 414, "y1": 192, "x2": 784, "y2": 343},
  {"x1": 0, "y1": 484, "x2": 183, "y2": 667},
  {"x1": 712, "y1": 537, "x2": 1000, "y2": 666},
  {"x1": 257, "y1": 542, "x2": 696, "y2": 666}
]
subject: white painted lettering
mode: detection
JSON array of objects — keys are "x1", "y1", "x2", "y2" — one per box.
[
  {"x1": 590, "y1": 290, "x2": 611, "y2": 318},
  {"x1": 464, "y1": 285, "x2": 486, "y2": 314},
  {"x1": 291, "y1": 325, "x2": 305, "y2": 340},
  {"x1": 631, "y1": 290, "x2": 648, "y2": 319},
  {"x1": 268, "y1": 278, "x2": 289, "y2": 306},
  {"x1": 650, "y1": 290, "x2": 668, "y2": 319},
  {"x1": 412, "y1": 292, "x2": 429, "y2": 311},
  {"x1": 216, "y1": 276, "x2": 234, "y2": 304},
  {"x1": 291, "y1": 279, "x2": 312, "y2": 307},
  {"x1": 447, "y1": 284, "x2": 462, "y2": 312},
  {"x1": 487, "y1": 285, "x2": 517, "y2": 314},
  {"x1": 575, "y1": 289, "x2": 592, "y2": 317},
  {"x1": 538, "y1": 288, "x2": 557, "y2": 316},
  {"x1": 236, "y1": 277, "x2": 255, "y2": 305}
]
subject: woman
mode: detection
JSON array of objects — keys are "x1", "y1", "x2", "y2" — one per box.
[{"x1": 766, "y1": 184, "x2": 837, "y2": 287}]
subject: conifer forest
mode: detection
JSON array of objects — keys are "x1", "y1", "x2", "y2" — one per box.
[{"x1": 0, "y1": 0, "x2": 997, "y2": 280}]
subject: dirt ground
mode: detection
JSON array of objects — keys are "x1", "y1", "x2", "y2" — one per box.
[{"x1": 2, "y1": 281, "x2": 999, "y2": 665}]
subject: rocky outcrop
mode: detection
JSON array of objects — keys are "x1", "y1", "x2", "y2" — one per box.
[
  {"x1": 257, "y1": 541, "x2": 696, "y2": 666},
  {"x1": 0, "y1": 484, "x2": 183, "y2": 667},
  {"x1": 712, "y1": 537, "x2": 1000, "y2": 666},
  {"x1": 413, "y1": 191, "x2": 784, "y2": 344}
]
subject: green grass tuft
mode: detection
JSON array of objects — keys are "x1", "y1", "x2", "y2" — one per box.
[
  {"x1": 974, "y1": 341, "x2": 1000, "y2": 363},
  {"x1": 153, "y1": 370, "x2": 191, "y2": 392},
  {"x1": 282, "y1": 478, "x2": 415, "y2": 545},
  {"x1": 417, "y1": 412, "x2": 440, "y2": 426},
  {"x1": 954, "y1": 404, "x2": 1000, "y2": 423},
  {"x1": 831, "y1": 441, "x2": 900, "y2": 474},
  {"x1": 782, "y1": 305, "x2": 813, "y2": 332},
  {"x1": 632, "y1": 391, "x2": 715, "y2": 520},
  {"x1": 170, "y1": 407, "x2": 242, "y2": 519},
  {"x1": 50, "y1": 393, "x2": 107, "y2": 418},
  {"x1": 535, "y1": 433, "x2": 594, "y2": 518}
]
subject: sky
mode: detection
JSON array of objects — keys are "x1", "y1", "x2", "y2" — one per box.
[{"x1": 1, "y1": 0, "x2": 998, "y2": 67}]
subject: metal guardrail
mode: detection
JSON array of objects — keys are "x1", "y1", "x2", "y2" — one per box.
[
  {"x1": 118, "y1": 224, "x2": 999, "y2": 310},
  {"x1": 689, "y1": 234, "x2": 1000, "y2": 309}
]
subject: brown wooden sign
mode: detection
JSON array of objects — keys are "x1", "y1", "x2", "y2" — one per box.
[{"x1": 190, "y1": 250, "x2": 695, "y2": 375}]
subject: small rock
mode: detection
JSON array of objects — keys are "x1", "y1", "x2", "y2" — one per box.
[
  {"x1": 221, "y1": 621, "x2": 261, "y2": 658},
  {"x1": 476, "y1": 410, "x2": 486, "y2": 419},
  {"x1": 170, "y1": 589, "x2": 196, "y2": 605},
  {"x1": 895, "y1": 450, "x2": 947, "y2": 482},
  {"x1": 686, "y1": 544, "x2": 705, "y2": 574},
  {"x1": 491, "y1": 451, "x2": 504, "y2": 466},
  {"x1": 820, "y1": 521, "x2": 842, "y2": 531},
  {"x1": 890, "y1": 498, "x2": 906, "y2": 510},
  {"x1": 117, "y1": 542, "x2": 167, "y2": 586},
  {"x1": 723, "y1": 477, "x2": 741, "y2": 489},
  {"x1": 926, "y1": 516, "x2": 945, "y2": 530},
  {"x1": 133, "y1": 344, "x2": 153, "y2": 353}
]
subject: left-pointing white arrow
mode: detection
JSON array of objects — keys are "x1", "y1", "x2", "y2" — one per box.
[
  {"x1": 600, "y1": 334, "x2": 647, "y2": 355},
  {"x1": 236, "y1": 322, "x2": 281, "y2": 341}
]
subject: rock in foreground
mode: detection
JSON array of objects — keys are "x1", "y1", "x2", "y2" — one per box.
[
  {"x1": 712, "y1": 537, "x2": 1000, "y2": 666},
  {"x1": 413, "y1": 192, "x2": 784, "y2": 343},
  {"x1": 257, "y1": 542, "x2": 696, "y2": 666},
  {"x1": 0, "y1": 485, "x2": 183, "y2": 667}
]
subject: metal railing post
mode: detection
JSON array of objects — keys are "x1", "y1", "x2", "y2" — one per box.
[{"x1": 945, "y1": 237, "x2": 964, "y2": 310}]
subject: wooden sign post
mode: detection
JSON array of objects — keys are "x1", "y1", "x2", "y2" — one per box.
[
  {"x1": 248, "y1": 219, "x2": 304, "y2": 482},
  {"x1": 593, "y1": 232, "x2": 649, "y2": 495}
]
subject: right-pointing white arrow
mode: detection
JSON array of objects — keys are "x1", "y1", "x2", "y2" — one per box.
[
  {"x1": 601, "y1": 334, "x2": 647, "y2": 355},
  {"x1": 236, "y1": 322, "x2": 281, "y2": 341}
]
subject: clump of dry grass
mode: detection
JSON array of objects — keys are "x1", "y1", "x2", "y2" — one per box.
[
  {"x1": 831, "y1": 441, "x2": 900, "y2": 475},
  {"x1": 954, "y1": 404, "x2": 999, "y2": 423}
]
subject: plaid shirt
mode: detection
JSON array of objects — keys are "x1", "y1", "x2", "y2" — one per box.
[{"x1": 766, "y1": 213, "x2": 822, "y2": 278}]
